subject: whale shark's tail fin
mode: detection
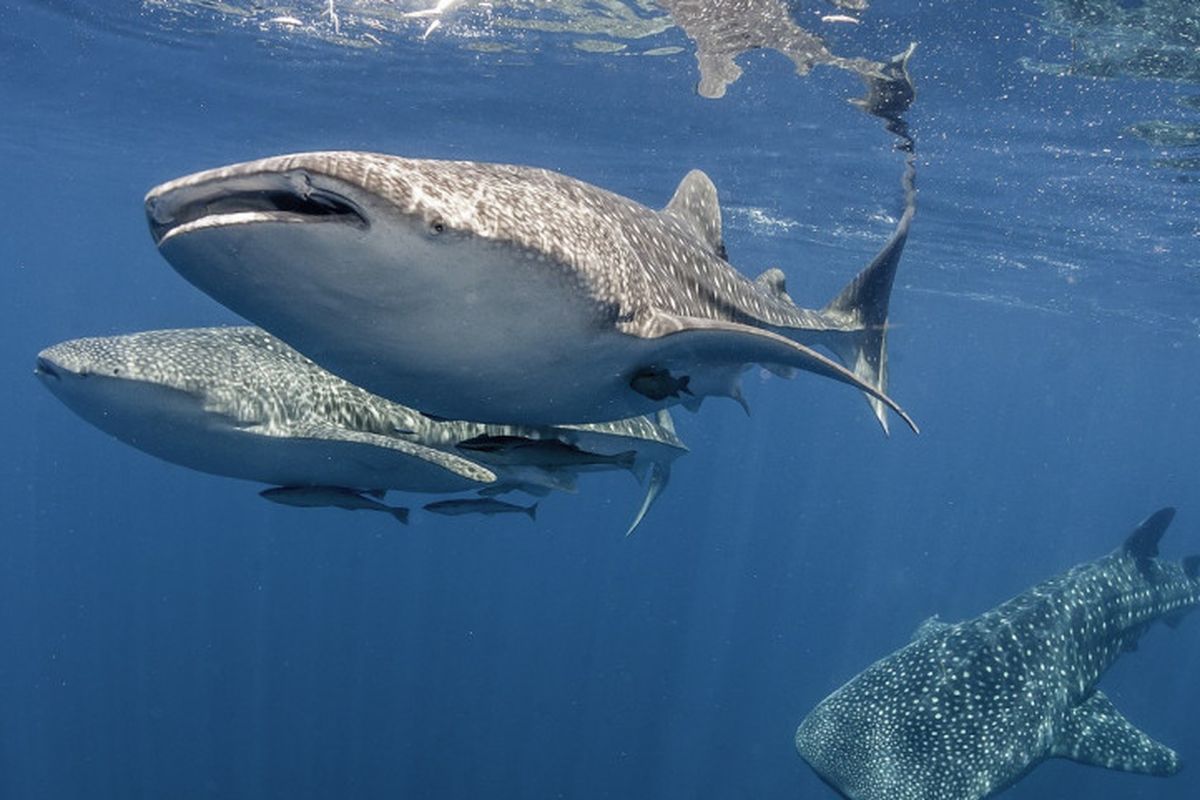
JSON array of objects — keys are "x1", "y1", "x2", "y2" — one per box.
[
  {"x1": 822, "y1": 200, "x2": 914, "y2": 435},
  {"x1": 824, "y1": 43, "x2": 918, "y2": 435}
]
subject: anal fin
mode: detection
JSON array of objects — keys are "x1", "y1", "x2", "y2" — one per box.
[{"x1": 1051, "y1": 690, "x2": 1181, "y2": 776}]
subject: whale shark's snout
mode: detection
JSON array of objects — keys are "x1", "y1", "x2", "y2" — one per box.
[
  {"x1": 35, "y1": 344, "x2": 93, "y2": 382},
  {"x1": 145, "y1": 160, "x2": 370, "y2": 247},
  {"x1": 34, "y1": 354, "x2": 62, "y2": 381}
]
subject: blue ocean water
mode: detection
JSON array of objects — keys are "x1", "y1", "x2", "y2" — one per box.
[{"x1": 2, "y1": 1, "x2": 1199, "y2": 798}]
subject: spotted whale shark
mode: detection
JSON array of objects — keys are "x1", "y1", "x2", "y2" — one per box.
[
  {"x1": 35, "y1": 327, "x2": 497, "y2": 494},
  {"x1": 145, "y1": 152, "x2": 916, "y2": 432},
  {"x1": 35, "y1": 327, "x2": 685, "y2": 531},
  {"x1": 796, "y1": 508, "x2": 1200, "y2": 800}
]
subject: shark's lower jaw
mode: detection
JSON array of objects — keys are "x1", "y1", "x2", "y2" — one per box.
[{"x1": 146, "y1": 170, "x2": 368, "y2": 246}]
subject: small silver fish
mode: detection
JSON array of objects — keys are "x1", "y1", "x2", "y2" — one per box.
[
  {"x1": 423, "y1": 498, "x2": 538, "y2": 520},
  {"x1": 260, "y1": 485, "x2": 410, "y2": 525},
  {"x1": 456, "y1": 434, "x2": 637, "y2": 472}
]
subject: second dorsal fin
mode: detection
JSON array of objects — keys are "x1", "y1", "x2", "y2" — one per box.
[
  {"x1": 662, "y1": 169, "x2": 726, "y2": 259},
  {"x1": 754, "y1": 267, "x2": 796, "y2": 305}
]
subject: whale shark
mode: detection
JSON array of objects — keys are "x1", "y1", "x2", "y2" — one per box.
[
  {"x1": 35, "y1": 327, "x2": 685, "y2": 531},
  {"x1": 145, "y1": 152, "x2": 917, "y2": 432},
  {"x1": 35, "y1": 326, "x2": 497, "y2": 494},
  {"x1": 795, "y1": 508, "x2": 1200, "y2": 800}
]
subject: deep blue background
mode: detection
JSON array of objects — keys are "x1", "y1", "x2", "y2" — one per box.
[{"x1": 2, "y1": 1, "x2": 1199, "y2": 798}]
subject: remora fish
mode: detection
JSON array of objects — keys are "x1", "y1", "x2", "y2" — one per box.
[
  {"x1": 34, "y1": 326, "x2": 497, "y2": 494},
  {"x1": 424, "y1": 498, "x2": 538, "y2": 520},
  {"x1": 145, "y1": 151, "x2": 917, "y2": 433},
  {"x1": 456, "y1": 434, "x2": 637, "y2": 472},
  {"x1": 260, "y1": 486, "x2": 410, "y2": 525},
  {"x1": 795, "y1": 508, "x2": 1200, "y2": 800}
]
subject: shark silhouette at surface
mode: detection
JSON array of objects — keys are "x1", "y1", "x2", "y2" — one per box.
[{"x1": 796, "y1": 508, "x2": 1200, "y2": 800}]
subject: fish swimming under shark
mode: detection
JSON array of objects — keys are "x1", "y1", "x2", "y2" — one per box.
[
  {"x1": 795, "y1": 507, "x2": 1200, "y2": 800},
  {"x1": 260, "y1": 485, "x2": 411, "y2": 525},
  {"x1": 424, "y1": 498, "x2": 538, "y2": 520},
  {"x1": 145, "y1": 151, "x2": 917, "y2": 433},
  {"x1": 35, "y1": 326, "x2": 685, "y2": 532}
]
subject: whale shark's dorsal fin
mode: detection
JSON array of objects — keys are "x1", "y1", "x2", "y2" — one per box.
[
  {"x1": 910, "y1": 614, "x2": 950, "y2": 643},
  {"x1": 1051, "y1": 690, "x2": 1181, "y2": 776},
  {"x1": 662, "y1": 170, "x2": 726, "y2": 259},
  {"x1": 1124, "y1": 507, "x2": 1176, "y2": 559}
]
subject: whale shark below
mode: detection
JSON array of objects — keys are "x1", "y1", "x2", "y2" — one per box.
[
  {"x1": 795, "y1": 508, "x2": 1200, "y2": 800},
  {"x1": 34, "y1": 327, "x2": 686, "y2": 532},
  {"x1": 145, "y1": 152, "x2": 917, "y2": 432}
]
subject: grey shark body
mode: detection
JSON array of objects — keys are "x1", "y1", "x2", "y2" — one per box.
[
  {"x1": 35, "y1": 327, "x2": 685, "y2": 531},
  {"x1": 145, "y1": 152, "x2": 916, "y2": 432},
  {"x1": 796, "y1": 508, "x2": 1200, "y2": 800}
]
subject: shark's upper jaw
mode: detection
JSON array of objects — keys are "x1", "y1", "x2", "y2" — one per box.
[
  {"x1": 145, "y1": 168, "x2": 369, "y2": 246},
  {"x1": 34, "y1": 354, "x2": 62, "y2": 382}
]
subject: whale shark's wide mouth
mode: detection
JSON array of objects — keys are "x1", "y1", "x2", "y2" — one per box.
[
  {"x1": 146, "y1": 170, "x2": 369, "y2": 246},
  {"x1": 34, "y1": 355, "x2": 62, "y2": 381}
]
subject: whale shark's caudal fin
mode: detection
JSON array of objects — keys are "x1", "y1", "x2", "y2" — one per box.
[{"x1": 822, "y1": 200, "x2": 914, "y2": 435}]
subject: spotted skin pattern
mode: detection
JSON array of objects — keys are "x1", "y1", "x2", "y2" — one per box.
[
  {"x1": 149, "y1": 153, "x2": 834, "y2": 331},
  {"x1": 147, "y1": 151, "x2": 915, "y2": 431},
  {"x1": 796, "y1": 509, "x2": 1200, "y2": 800}
]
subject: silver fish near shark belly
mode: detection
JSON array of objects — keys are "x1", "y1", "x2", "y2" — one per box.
[
  {"x1": 260, "y1": 486, "x2": 411, "y2": 525},
  {"x1": 796, "y1": 508, "x2": 1200, "y2": 800},
  {"x1": 145, "y1": 152, "x2": 917, "y2": 433}
]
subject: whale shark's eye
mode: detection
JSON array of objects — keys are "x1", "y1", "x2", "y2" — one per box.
[{"x1": 428, "y1": 216, "x2": 446, "y2": 235}]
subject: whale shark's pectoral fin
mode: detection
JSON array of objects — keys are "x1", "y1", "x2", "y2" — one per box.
[
  {"x1": 266, "y1": 421, "x2": 498, "y2": 485},
  {"x1": 1051, "y1": 690, "x2": 1182, "y2": 776},
  {"x1": 625, "y1": 460, "x2": 671, "y2": 538},
  {"x1": 627, "y1": 310, "x2": 917, "y2": 434}
]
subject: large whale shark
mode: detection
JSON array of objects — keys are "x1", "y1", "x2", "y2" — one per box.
[
  {"x1": 35, "y1": 327, "x2": 686, "y2": 531},
  {"x1": 145, "y1": 152, "x2": 917, "y2": 432},
  {"x1": 795, "y1": 508, "x2": 1200, "y2": 800}
]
